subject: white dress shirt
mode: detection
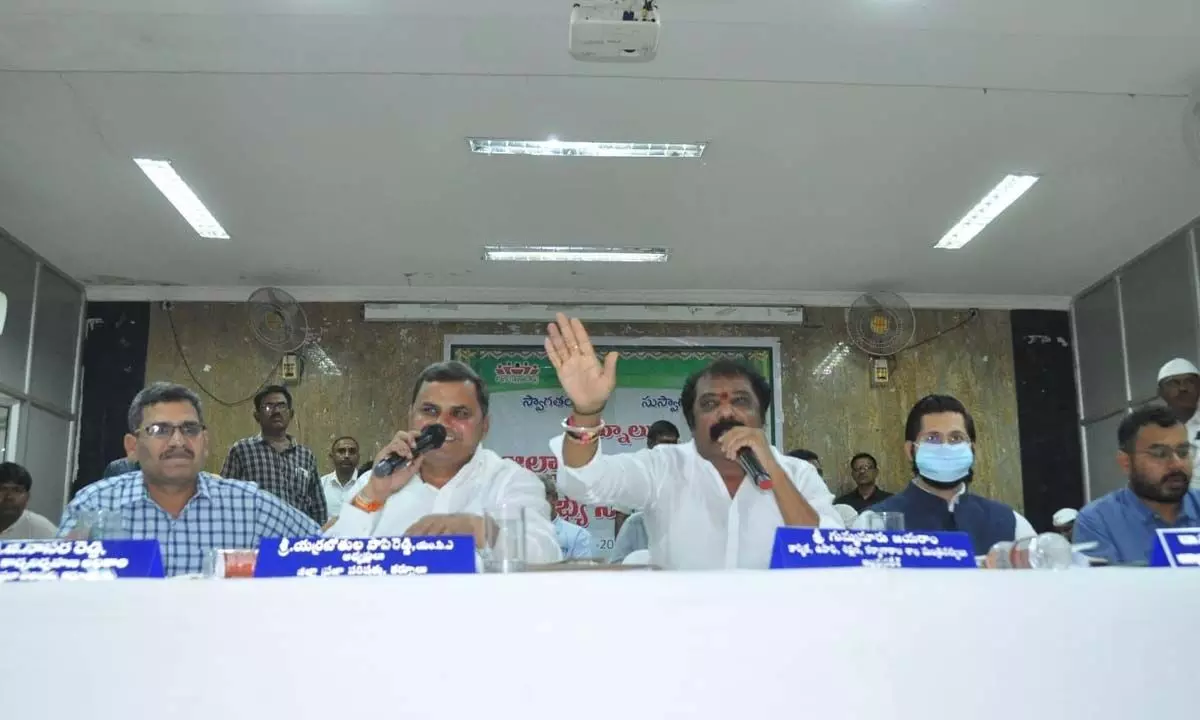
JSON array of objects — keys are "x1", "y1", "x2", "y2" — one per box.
[
  {"x1": 0, "y1": 509, "x2": 58, "y2": 540},
  {"x1": 549, "y1": 437, "x2": 842, "y2": 570},
  {"x1": 853, "y1": 481, "x2": 1036, "y2": 539},
  {"x1": 1187, "y1": 409, "x2": 1200, "y2": 462},
  {"x1": 320, "y1": 471, "x2": 359, "y2": 520},
  {"x1": 325, "y1": 447, "x2": 562, "y2": 563}
]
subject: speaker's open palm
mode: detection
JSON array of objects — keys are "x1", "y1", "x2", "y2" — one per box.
[{"x1": 545, "y1": 312, "x2": 617, "y2": 415}]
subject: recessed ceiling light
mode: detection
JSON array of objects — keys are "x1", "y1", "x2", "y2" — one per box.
[
  {"x1": 468, "y1": 138, "x2": 706, "y2": 158},
  {"x1": 484, "y1": 246, "x2": 669, "y2": 263},
  {"x1": 934, "y1": 174, "x2": 1039, "y2": 250},
  {"x1": 134, "y1": 158, "x2": 229, "y2": 239}
]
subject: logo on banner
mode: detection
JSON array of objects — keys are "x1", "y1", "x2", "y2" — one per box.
[
  {"x1": 1149, "y1": 527, "x2": 1200, "y2": 567},
  {"x1": 253, "y1": 536, "x2": 477, "y2": 577},
  {"x1": 0, "y1": 539, "x2": 165, "y2": 582},
  {"x1": 495, "y1": 362, "x2": 542, "y2": 385},
  {"x1": 769, "y1": 528, "x2": 976, "y2": 569}
]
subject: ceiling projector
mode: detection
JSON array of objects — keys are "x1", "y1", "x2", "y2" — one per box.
[{"x1": 569, "y1": 1, "x2": 660, "y2": 63}]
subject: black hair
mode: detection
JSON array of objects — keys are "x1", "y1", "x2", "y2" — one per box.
[
  {"x1": 904, "y1": 394, "x2": 976, "y2": 443},
  {"x1": 850, "y1": 452, "x2": 878, "y2": 470},
  {"x1": 128, "y1": 382, "x2": 205, "y2": 433},
  {"x1": 410, "y1": 361, "x2": 489, "y2": 416},
  {"x1": 330, "y1": 436, "x2": 359, "y2": 451},
  {"x1": 787, "y1": 449, "x2": 819, "y2": 462},
  {"x1": 254, "y1": 385, "x2": 293, "y2": 411},
  {"x1": 648, "y1": 420, "x2": 680, "y2": 440},
  {"x1": 680, "y1": 358, "x2": 772, "y2": 429},
  {"x1": 1118, "y1": 406, "x2": 1181, "y2": 453},
  {"x1": 0, "y1": 462, "x2": 32, "y2": 491}
]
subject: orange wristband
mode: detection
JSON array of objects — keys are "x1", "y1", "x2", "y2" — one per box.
[{"x1": 351, "y1": 492, "x2": 385, "y2": 514}]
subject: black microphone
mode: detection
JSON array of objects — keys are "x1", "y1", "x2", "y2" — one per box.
[
  {"x1": 373, "y1": 424, "x2": 448, "y2": 478},
  {"x1": 709, "y1": 419, "x2": 773, "y2": 490}
]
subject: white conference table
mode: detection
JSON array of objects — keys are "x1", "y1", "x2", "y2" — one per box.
[{"x1": 2, "y1": 568, "x2": 1195, "y2": 719}]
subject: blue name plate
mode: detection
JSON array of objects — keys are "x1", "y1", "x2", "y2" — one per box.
[
  {"x1": 253, "y1": 535, "x2": 477, "y2": 578},
  {"x1": 770, "y1": 527, "x2": 976, "y2": 569},
  {"x1": 0, "y1": 539, "x2": 164, "y2": 582},
  {"x1": 1149, "y1": 527, "x2": 1200, "y2": 568}
]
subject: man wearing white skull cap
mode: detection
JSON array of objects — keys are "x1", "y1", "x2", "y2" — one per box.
[{"x1": 1156, "y1": 358, "x2": 1200, "y2": 462}]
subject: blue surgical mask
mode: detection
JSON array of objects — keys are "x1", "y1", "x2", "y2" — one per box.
[{"x1": 914, "y1": 442, "x2": 974, "y2": 484}]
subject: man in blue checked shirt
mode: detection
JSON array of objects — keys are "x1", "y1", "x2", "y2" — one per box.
[{"x1": 58, "y1": 382, "x2": 320, "y2": 576}]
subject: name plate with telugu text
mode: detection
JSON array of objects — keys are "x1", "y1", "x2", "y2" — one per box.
[
  {"x1": 0, "y1": 539, "x2": 164, "y2": 582},
  {"x1": 253, "y1": 535, "x2": 477, "y2": 578},
  {"x1": 769, "y1": 527, "x2": 976, "y2": 569},
  {"x1": 1149, "y1": 527, "x2": 1200, "y2": 568}
]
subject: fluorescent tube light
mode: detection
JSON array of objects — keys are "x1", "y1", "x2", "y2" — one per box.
[
  {"x1": 934, "y1": 174, "x2": 1039, "y2": 250},
  {"x1": 468, "y1": 138, "x2": 706, "y2": 158},
  {"x1": 484, "y1": 246, "x2": 668, "y2": 263},
  {"x1": 134, "y1": 158, "x2": 229, "y2": 239},
  {"x1": 364, "y1": 303, "x2": 803, "y2": 324}
]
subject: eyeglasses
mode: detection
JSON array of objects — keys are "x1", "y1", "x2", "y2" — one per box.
[
  {"x1": 260, "y1": 402, "x2": 291, "y2": 413},
  {"x1": 138, "y1": 422, "x2": 205, "y2": 439},
  {"x1": 916, "y1": 432, "x2": 971, "y2": 445},
  {"x1": 1138, "y1": 446, "x2": 1192, "y2": 461}
]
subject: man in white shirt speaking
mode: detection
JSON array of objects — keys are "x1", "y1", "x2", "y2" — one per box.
[
  {"x1": 326, "y1": 361, "x2": 561, "y2": 563},
  {"x1": 544, "y1": 313, "x2": 841, "y2": 570}
]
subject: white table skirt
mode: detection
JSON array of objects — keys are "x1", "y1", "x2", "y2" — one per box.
[{"x1": 2, "y1": 569, "x2": 1195, "y2": 719}]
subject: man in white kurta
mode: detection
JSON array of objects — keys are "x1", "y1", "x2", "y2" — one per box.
[
  {"x1": 325, "y1": 361, "x2": 560, "y2": 564},
  {"x1": 550, "y1": 436, "x2": 840, "y2": 569},
  {"x1": 543, "y1": 313, "x2": 842, "y2": 570}
]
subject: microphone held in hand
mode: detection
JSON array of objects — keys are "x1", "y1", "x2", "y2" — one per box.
[
  {"x1": 373, "y1": 424, "x2": 448, "y2": 477},
  {"x1": 709, "y1": 419, "x2": 773, "y2": 490}
]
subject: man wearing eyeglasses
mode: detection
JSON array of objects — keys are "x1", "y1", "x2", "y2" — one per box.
[
  {"x1": 221, "y1": 385, "x2": 327, "y2": 524},
  {"x1": 57, "y1": 382, "x2": 320, "y2": 576},
  {"x1": 1073, "y1": 406, "x2": 1200, "y2": 565},
  {"x1": 855, "y1": 394, "x2": 1035, "y2": 553}
]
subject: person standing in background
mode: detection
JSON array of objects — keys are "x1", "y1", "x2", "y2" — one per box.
[
  {"x1": 836, "y1": 452, "x2": 892, "y2": 512},
  {"x1": 321, "y1": 436, "x2": 361, "y2": 523},
  {"x1": 222, "y1": 385, "x2": 327, "y2": 525},
  {"x1": 1156, "y1": 358, "x2": 1200, "y2": 460},
  {"x1": 0, "y1": 462, "x2": 57, "y2": 540}
]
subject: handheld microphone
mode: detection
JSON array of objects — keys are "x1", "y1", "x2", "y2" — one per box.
[
  {"x1": 709, "y1": 419, "x2": 773, "y2": 490},
  {"x1": 373, "y1": 424, "x2": 448, "y2": 478}
]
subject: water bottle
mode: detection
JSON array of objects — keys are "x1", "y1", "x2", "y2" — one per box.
[{"x1": 985, "y1": 532, "x2": 1074, "y2": 569}]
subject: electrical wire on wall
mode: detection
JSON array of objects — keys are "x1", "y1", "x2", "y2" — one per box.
[
  {"x1": 902, "y1": 308, "x2": 981, "y2": 353},
  {"x1": 165, "y1": 307, "x2": 280, "y2": 408}
]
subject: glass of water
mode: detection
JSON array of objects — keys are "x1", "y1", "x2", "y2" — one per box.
[
  {"x1": 70, "y1": 509, "x2": 128, "y2": 540},
  {"x1": 483, "y1": 503, "x2": 527, "y2": 573},
  {"x1": 862, "y1": 511, "x2": 905, "y2": 532}
]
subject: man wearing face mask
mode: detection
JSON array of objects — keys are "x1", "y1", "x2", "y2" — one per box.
[
  {"x1": 544, "y1": 313, "x2": 841, "y2": 570},
  {"x1": 58, "y1": 382, "x2": 319, "y2": 576},
  {"x1": 1072, "y1": 407, "x2": 1200, "y2": 565},
  {"x1": 325, "y1": 362, "x2": 561, "y2": 563},
  {"x1": 855, "y1": 394, "x2": 1034, "y2": 553}
]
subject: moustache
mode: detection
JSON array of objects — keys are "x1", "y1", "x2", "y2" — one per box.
[{"x1": 160, "y1": 449, "x2": 194, "y2": 461}]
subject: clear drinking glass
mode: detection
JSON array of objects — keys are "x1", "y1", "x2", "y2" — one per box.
[
  {"x1": 862, "y1": 511, "x2": 905, "y2": 532},
  {"x1": 70, "y1": 509, "x2": 128, "y2": 540},
  {"x1": 483, "y1": 503, "x2": 528, "y2": 573}
]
